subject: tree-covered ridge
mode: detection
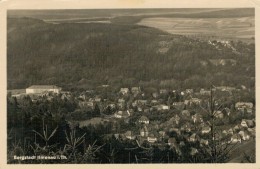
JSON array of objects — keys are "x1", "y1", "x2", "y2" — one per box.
[{"x1": 7, "y1": 17, "x2": 255, "y2": 91}]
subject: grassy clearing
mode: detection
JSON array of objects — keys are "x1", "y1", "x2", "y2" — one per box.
[
  {"x1": 138, "y1": 17, "x2": 254, "y2": 40},
  {"x1": 77, "y1": 118, "x2": 108, "y2": 128}
]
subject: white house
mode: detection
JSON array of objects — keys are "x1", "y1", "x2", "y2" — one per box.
[
  {"x1": 229, "y1": 135, "x2": 242, "y2": 144},
  {"x1": 200, "y1": 139, "x2": 209, "y2": 146},
  {"x1": 190, "y1": 98, "x2": 202, "y2": 105},
  {"x1": 188, "y1": 133, "x2": 199, "y2": 142},
  {"x1": 114, "y1": 111, "x2": 130, "y2": 119},
  {"x1": 201, "y1": 126, "x2": 211, "y2": 134},
  {"x1": 139, "y1": 116, "x2": 149, "y2": 124},
  {"x1": 124, "y1": 131, "x2": 136, "y2": 140},
  {"x1": 158, "y1": 104, "x2": 170, "y2": 110},
  {"x1": 240, "y1": 119, "x2": 255, "y2": 128},
  {"x1": 241, "y1": 119, "x2": 248, "y2": 128},
  {"x1": 214, "y1": 111, "x2": 224, "y2": 119},
  {"x1": 147, "y1": 133, "x2": 157, "y2": 143},
  {"x1": 131, "y1": 87, "x2": 141, "y2": 94},
  {"x1": 26, "y1": 85, "x2": 61, "y2": 94},
  {"x1": 186, "y1": 89, "x2": 194, "y2": 94},
  {"x1": 120, "y1": 88, "x2": 129, "y2": 95},
  {"x1": 192, "y1": 113, "x2": 203, "y2": 123},
  {"x1": 238, "y1": 131, "x2": 250, "y2": 141},
  {"x1": 235, "y1": 102, "x2": 253, "y2": 110},
  {"x1": 136, "y1": 100, "x2": 148, "y2": 105},
  {"x1": 184, "y1": 98, "x2": 201, "y2": 106},
  {"x1": 172, "y1": 102, "x2": 185, "y2": 107},
  {"x1": 200, "y1": 88, "x2": 211, "y2": 96},
  {"x1": 235, "y1": 102, "x2": 254, "y2": 114}
]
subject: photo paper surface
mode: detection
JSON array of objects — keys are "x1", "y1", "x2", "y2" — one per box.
[{"x1": 0, "y1": 0, "x2": 259, "y2": 168}]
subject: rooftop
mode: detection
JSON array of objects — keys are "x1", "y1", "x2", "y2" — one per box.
[
  {"x1": 27, "y1": 85, "x2": 61, "y2": 89},
  {"x1": 139, "y1": 115, "x2": 149, "y2": 121}
]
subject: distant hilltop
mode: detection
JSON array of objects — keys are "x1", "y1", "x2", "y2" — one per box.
[{"x1": 7, "y1": 12, "x2": 255, "y2": 91}]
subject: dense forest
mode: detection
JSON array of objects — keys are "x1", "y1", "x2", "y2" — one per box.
[{"x1": 7, "y1": 17, "x2": 255, "y2": 91}]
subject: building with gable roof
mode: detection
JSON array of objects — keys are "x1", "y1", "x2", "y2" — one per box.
[
  {"x1": 26, "y1": 85, "x2": 61, "y2": 94},
  {"x1": 139, "y1": 116, "x2": 149, "y2": 124}
]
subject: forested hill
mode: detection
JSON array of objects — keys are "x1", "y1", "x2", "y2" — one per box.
[{"x1": 7, "y1": 17, "x2": 255, "y2": 90}]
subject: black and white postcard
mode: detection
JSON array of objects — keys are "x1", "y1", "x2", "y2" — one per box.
[{"x1": 0, "y1": 0, "x2": 259, "y2": 168}]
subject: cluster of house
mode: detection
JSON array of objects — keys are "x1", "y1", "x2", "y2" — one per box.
[
  {"x1": 103, "y1": 87, "x2": 254, "y2": 156},
  {"x1": 10, "y1": 85, "x2": 254, "y2": 119},
  {"x1": 110, "y1": 87, "x2": 253, "y2": 119},
  {"x1": 9, "y1": 85, "x2": 255, "y2": 156},
  {"x1": 124, "y1": 114, "x2": 254, "y2": 154},
  {"x1": 207, "y1": 40, "x2": 238, "y2": 53},
  {"x1": 11, "y1": 85, "x2": 249, "y2": 108},
  {"x1": 10, "y1": 85, "x2": 254, "y2": 117},
  {"x1": 111, "y1": 110, "x2": 255, "y2": 156}
]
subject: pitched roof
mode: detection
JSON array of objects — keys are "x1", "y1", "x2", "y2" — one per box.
[
  {"x1": 235, "y1": 102, "x2": 253, "y2": 108},
  {"x1": 131, "y1": 87, "x2": 141, "y2": 91},
  {"x1": 139, "y1": 115, "x2": 149, "y2": 121},
  {"x1": 190, "y1": 147, "x2": 198, "y2": 156},
  {"x1": 114, "y1": 134, "x2": 120, "y2": 139},
  {"x1": 27, "y1": 85, "x2": 61, "y2": 89},
  {"x1": 116, "y1": 111, "x2": 123, "y2": 115},
  {"x1": 202, "y1": 126, "x2": 211, "y2": 131},
  {"x1": 190, "y1": 133, "x2": 197, "y2": 139},
  {"x1": 125, "y1": 130, "x2": 134, "y2": 137},
  {"x1": 200, "y1": 139, "x2": 208, "y2": 144},
  {"x1": 120, "y1": 88, "x2": 129, "y2": 91},
  {"x1": 148, "y1": 133, "x2": 155, "y2": 137}
]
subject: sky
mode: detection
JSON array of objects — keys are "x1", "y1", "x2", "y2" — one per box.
[{"x1": 1, "y1": 0, "x2": 255, "y2": 9}]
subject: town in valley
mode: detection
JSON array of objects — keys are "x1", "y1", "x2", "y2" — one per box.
[
  {"x1": 8, "y1": 83, "x2": 255, "y2": 163},
  {"x1": 7, "y1": 8, "x2": 255, "y2": 163}
]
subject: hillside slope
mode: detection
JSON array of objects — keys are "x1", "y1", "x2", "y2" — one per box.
[{"x1": 7, "y1": 17, "x2": 255, "y2": 90}]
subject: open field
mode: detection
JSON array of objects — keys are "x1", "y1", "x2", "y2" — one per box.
[
  {"x1": 77, "y1": 117, "x2": 109, "y2": 128},
  {"x1": 43, "y1": 17, "x2": 112, "y2": 24},
  {"x1": 228, "y1": 140, "x2": 255, "y2": 163},
  {"x1": 7, "y1": 8, "x2": 222, "y2": 20},
  {"x1": 138, "y1": 17, "x2": 254, "y2": 40}
]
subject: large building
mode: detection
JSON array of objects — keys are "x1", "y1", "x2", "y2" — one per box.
[{"x1": 26, "y1": 85, "x2": 62, "y2": 94}]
